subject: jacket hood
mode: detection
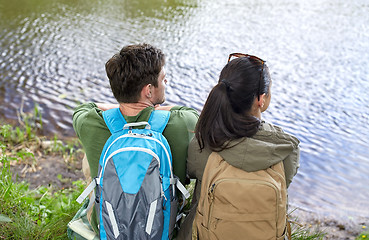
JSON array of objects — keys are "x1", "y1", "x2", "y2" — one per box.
[{"x1": 218, "y1": 122, "x2": 300, "y2": 172}]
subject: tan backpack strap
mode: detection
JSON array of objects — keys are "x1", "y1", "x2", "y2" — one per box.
[
  {"x1": 286, "y1": 217, "x2": 292, "y2": 240},
  {"x1": 191, "y1": 215, "x2": 198, "y2": 240},
  {"x1": 286, "y1": 215, "x2": 304, "y2": 240}
]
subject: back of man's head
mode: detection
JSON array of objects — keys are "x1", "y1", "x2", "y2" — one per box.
[{"x1": 105, "y1": 43, "x2": 165, "y2": 103}]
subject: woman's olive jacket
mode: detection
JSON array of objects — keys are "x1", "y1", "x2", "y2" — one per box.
[{"x1": 176, "y1": 121, "x2": 300, "y2": 240}]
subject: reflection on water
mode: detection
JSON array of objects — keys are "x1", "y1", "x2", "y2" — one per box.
[{"x1": 1, "y1": 0, "x2": 368, "y2": 222}]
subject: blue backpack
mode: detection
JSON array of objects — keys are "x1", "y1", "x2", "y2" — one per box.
[{"x1": 77, "y1": 108, "x2": 189, "y2": 240}]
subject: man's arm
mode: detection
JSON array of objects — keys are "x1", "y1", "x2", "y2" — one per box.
[
  {"x1": 73, "y1": 102, "x2": 111, "y2": 178},
  {"x1": 164, "y1": 107, "x2": 199, "y2": 184},
  {"x1": 73, "y1": 102, "x2": 99, "y2": 138}
]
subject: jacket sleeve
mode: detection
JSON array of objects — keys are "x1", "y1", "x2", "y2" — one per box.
[
  {"x1": 268, "y1": 122, "x2": 300, "y2": 188},
  {"x1": 72, "y1": 102, "x2": 111, "y2": 178},
  {"x1": 163, "y1": 106, "x2": 199, "y2": 184},
  {"x1": 283, "y1": 144, "x2": 300, "y2": 188},
  {"x1": 72, "y1": 102, "x2": 98, "y2": 138}
]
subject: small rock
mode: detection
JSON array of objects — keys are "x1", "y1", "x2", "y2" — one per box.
[
  {"x1": 337, "y1": 224, "x2": 346, "y2": 230},
  {"x1": 41, "y1": 140, "x2": 63, "y2": 150}
]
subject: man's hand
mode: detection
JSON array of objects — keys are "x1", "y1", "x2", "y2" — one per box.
[
  {"x1": 96, "y1": 103, "x2": 119, "y2": 111},
  {"x1": 154, "y1": 105, "x2": 174, "y2": 111}
]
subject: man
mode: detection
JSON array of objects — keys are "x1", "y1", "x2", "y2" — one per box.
[{"x1": 72, "y1": 43, "x2": 199, "y2": 233}]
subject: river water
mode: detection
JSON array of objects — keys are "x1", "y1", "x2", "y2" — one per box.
[{"x1": 1, "y1": 0, "x2": 368, "y2": 223}]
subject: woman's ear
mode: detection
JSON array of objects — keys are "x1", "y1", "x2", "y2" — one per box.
[{"x1": 257, "y1": 94, "x2": 266, "y2": 108}]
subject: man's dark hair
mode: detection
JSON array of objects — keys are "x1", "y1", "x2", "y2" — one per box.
[{"x1": 105, "y1": 43, "x2": 166, "y2": 103}]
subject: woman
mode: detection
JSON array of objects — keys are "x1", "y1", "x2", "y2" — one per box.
[{"x1": 177, "y1": 53, "x2": 300, "y2": 240}]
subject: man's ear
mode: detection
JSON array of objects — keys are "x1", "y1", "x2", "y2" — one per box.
[{"x1": 143, "y1": 84, "x2": 152, "y2": 98}]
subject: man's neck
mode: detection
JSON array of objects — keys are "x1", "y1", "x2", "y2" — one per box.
[{"x1": 119, "y1": 101, "x2": 154, "y2": 116}]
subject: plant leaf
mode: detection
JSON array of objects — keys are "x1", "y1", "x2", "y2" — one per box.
[
  {"x1": 0, "y1": 214, "x2": 12, "y2": 222},
  {"x1": 58, "y1": 94, "x2": 67, "y2": 99}
]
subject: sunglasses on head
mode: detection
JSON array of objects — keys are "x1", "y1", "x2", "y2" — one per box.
[{"x1": 227, "y1": 53, "x2": 265, "y2": 101}]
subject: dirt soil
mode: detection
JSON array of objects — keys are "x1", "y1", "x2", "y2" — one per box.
[{"x1": 10, "y1": 152, "x2": 85, "y2": 190}]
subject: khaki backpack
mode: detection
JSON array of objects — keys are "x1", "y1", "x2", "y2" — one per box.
[{"x1": 193, "y1": 152, "x2": 288, "y2": 240}]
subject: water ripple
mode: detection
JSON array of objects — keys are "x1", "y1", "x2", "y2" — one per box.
[{"x1": 1, "y1": 0, "x2": 369, "y2": 222}]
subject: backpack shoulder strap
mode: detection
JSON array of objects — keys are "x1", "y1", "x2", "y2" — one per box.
[
  {"x1": 102, "y1": 108, "x2": 127, "y2": 134},
  {"x1": 147, "y1": 110, "x2": 171, "y2": 133},
  {"x1": 102, "y1": 108, "x2": 170, "y2": 134}
]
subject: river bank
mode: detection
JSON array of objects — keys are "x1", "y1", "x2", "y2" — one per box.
[
  {"x1": 289, "y1": 207, "x2": 366, "y2": 239},
  {"x1": 9, "y1": 148, "x2": 84, "y2": 190},
  {"x1": 9, "y1": 145, "x2": 366, "y2": 239},
  {"x1": 1, "y1": 115, "x2": 366, "y2": 240}
]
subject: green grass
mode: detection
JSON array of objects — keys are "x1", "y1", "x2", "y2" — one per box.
[
  {"x1": 356, "y1": 226, "x2": 368, "y2": 240},
  {"x1": 0, "y1": 104, "x2": 85, "y2": 239},
  {"x1": 0, "y1": 148, "x2": 85, "y2": 239},
  {"x1": 289, "y1": 221, "x2": 325, "y2": 240},
  {"x1": 1, "y1": 106, "x2": 83, "y2": 165}
]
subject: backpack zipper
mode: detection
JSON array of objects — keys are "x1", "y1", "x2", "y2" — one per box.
[
  {"x1": 207, "y1": 183, "x2": 216, "y2": 228},
  {"x1": 206, "y1": 178, "x2": 280, "y2": 229}
]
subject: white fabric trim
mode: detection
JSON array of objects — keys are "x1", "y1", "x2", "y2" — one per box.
[
  {"x1": 146, "y1": 199, "x2": 158, "y2": 235},
  {"x1": 176, "y1": 213, "x2": 184, "y2": 223},
  {"x1": 99, "y1": 134, "x2": 133, "y2": 179},
  {"x1": 176, "y1": 179, "x2": 190, "y2": 199},
  {"x1": 98, "y1": 132, "x2": 175, "y2": 197},
  {"x1": 86, "y1": 190, "x2": 95, "y2": 212},
  {"x1": 77, "y1": 180, "x2": 97, "y2": 204},
  {"x1": 105, "y1": 201, "x2": 119, "y2": 238},
  {"x1": 99, "y1": 134, "x2": 167, "y2": 179},
  {"x1": 67, "y1": 219, "x2": 98, "y2": 240},
  {"x1": 104, "y1": 147, "x2": 161, "y2": 171},
  {"x1": 102, "y1": 147, "x2": 164, "y2": 198}
]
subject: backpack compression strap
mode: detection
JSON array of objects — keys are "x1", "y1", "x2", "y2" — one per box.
[{"x1": 102, "y1": 108, "x2": 170, "y2": 134}]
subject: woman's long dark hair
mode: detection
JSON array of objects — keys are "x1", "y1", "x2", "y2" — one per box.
[{"x1": 196, "y1": 56, "x2": 271, "y2": 151}]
